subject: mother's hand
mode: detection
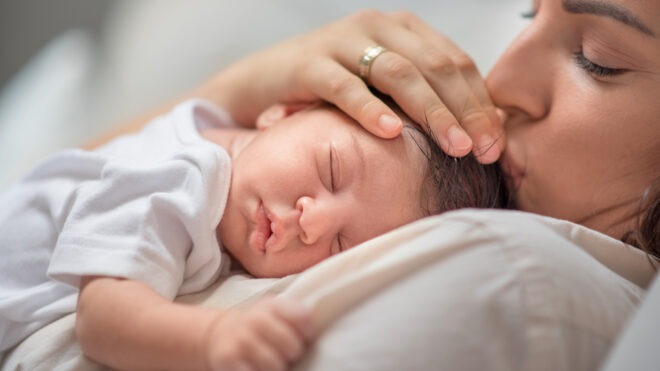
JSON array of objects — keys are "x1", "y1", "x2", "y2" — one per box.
[{"x1": 215, "y1": 10, "x2": 504, "y2": 163}]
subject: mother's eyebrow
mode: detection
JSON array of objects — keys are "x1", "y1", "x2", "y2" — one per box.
[{"x1": 563, "y1": 0, "x2": 656, "y2": 37}]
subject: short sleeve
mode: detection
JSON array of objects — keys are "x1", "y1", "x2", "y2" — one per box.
[{"x1": 47, "y1": 102, "x2": 232, "y2": 299}]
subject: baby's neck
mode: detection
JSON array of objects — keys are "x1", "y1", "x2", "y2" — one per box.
[{"x1": 200, "y1": 127, "x2": 256, "y2": 160}]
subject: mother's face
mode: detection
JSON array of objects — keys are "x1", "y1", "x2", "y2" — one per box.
[{"x1": 487, "y1": 0, "x2": 660, "y2": 238}]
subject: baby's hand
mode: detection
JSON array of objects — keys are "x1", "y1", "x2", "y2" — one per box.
[{"x1": 204, "y1": 297, "x2": 313, "y2": 371}]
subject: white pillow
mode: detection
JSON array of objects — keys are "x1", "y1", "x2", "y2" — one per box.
[
  {"x1": 2, "y1": 209, "x2": 653, "y2": 370},
  {"x1": 290, "y1": 209, "x2": 653, "y2": 371}
]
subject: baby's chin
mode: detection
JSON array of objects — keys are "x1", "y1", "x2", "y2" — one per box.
[
  {"x1": 221, "y1": 244, "x2": 275, "y2": 278},
  {"x1": 240, "y1": 257, "x2": 302, "y2": 279}
]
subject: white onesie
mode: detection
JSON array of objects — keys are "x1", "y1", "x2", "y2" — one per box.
[{"x1": 0, "y1": 99, "x2": 233, "y2": 357}]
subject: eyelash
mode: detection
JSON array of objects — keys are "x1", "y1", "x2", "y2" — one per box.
[
  {"x1": 519, "y1": 12, "x2": 626, "y2": 78},
  {"x1": 573, "y1": 50, "x2": 626, "y2": 78},
  {"x1": 329, "y1": 148, "x2": 335, "y2": 191},
  {"x1": 329, "y1": 147, "x2": 343, "y2": 252},
  {"x1": 336, "y1": 234, "x2": 344, "y2": 252}
]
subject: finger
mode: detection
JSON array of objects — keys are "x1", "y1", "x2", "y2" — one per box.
[
  {"x1": 270, "y1": 297, "x2": 314, "y2": 341},
  {"x1": 381, "y1": 12, "x2": 504, "y2": 163},
  {"x1": 323, "y1": 14, "x2": 477, "y2": 157},
  {"x1": 366, "y1": 51, "x2": 473, "y2": 157},
  {"x1": 331, "y1": 12, "x2": 496, "y2": 160},
  {"x1": 300, "y1": 57, "x2": 403, "y2": 138},
  {"x1": 390, "y1": 11, "x2": 500, "y2": 126},
  {"x1": 244, "y1": 335, "x2": 287, "y2": 371},
  {"x1": 249, "y1": 303, "x2": 306, "y2": 362},
  {"x1": 368, "y1": 22, "x2": 500, "y2": 162}
]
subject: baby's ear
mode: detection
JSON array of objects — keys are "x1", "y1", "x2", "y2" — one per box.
[{"x1": 256, "y1": 103, "x2": 314, "y2": 130}]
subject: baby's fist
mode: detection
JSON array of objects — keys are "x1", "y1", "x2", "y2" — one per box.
[{"x1": 204, "y1": 297, "x2": 313, "y2": 371}]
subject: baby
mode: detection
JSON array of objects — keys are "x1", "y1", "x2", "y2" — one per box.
[{"x1": 0, "y1": 99, "x2": 506, "y2": 370}]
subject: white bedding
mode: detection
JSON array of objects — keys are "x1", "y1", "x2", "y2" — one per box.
[{"x1": 1, "y1": 209, "x2": 654, "y2": 370}]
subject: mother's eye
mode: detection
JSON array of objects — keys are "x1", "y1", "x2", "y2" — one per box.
[{"x1": 573, "y1": 50, "x2": 627, "y2": 78}]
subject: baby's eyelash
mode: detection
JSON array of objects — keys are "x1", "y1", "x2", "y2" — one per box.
[
  {"x1": 573, "y1": 51, "x2": 626, "y2": 78},
  {"x1": 337, "y1": 233, "x2": 344, "y2": 252},
  {"x1": 329, "y1": 147, "x2": 335, "y2": 191}
]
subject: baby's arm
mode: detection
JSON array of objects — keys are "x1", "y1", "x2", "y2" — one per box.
[{"x1": 76, "y1": 276, "x2": 312, "y2": 371}]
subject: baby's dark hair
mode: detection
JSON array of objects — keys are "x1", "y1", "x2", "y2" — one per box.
[
  {"x1": 404, "y1": 124, "x2": 509, "y2": 217},
  {"x1": 371, "y1": 90, "x2": 508, "y2": 215}
]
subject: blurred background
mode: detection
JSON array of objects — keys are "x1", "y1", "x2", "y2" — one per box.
[{"x1": 0, "y1": 0, "x2": 529, "y2": 190}]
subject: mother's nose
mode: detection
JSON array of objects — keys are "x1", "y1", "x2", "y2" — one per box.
[
  {"x1": 486, "y1": 19, "x2": 551, "y2": 122},
  {"x1": 296, "y1": 196, "x2": 335, "y2": 245}
]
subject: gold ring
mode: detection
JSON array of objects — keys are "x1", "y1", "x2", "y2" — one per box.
[{"x1": 359, "y1": 45, "x2": 387, "y2": 82}]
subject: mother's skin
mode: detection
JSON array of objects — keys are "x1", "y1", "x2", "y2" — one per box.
[
  {"x1": 488, "y1": 0, "x2": 660, "y2": 240},
  {"x1": 94, "y1": 0, "x2": 659, "y2": 251}
]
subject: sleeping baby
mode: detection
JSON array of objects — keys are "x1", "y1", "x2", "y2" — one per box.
[{"x1": 0, "y1": 99, "x2": 506, "y2": 370}]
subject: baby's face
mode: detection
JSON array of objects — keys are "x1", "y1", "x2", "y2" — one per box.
[{"x1": 218, "y1": 106, "x2": 427, "y2": 278}]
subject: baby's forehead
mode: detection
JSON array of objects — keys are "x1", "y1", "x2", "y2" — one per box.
[
  {"x1": 318, "y1": 104, "x2": 429, "y2": 167},
  {"x1": 304, "y1": 105, "x2": 432, "y2": 219}
]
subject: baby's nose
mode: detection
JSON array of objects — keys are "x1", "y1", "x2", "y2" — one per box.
[{"x1": 296, "y1": 196, "x2": 333, "y2": 245}]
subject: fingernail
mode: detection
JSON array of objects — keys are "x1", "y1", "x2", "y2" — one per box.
[
  {"x1": 475, "y1": 134, "x2": 499, "y2": 163},
  {"x1": 378, "y1": 114, "x2": 402, "y2": 134},
  {"x1": 478, "y1": 133, "x2": 495, "y2": 150},
  {"x1": 447, "y1": 125, "x2": 472, "y2": 153}
]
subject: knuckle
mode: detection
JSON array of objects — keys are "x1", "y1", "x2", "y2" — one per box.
[
  {"x1": 295, "y1": 58, "x2": 317, "y2": 89},
  {"x1": 327, "y1": 75, "x2": 360, "y2": 96},
  {"x1": 352, "y1": 9, "x2": 384, "y2": 24},
  {"x1": 426, "y1": 105, "x2": 454, "y2": 126},
  {"x1": 382, "y1": 56, "x2": 417, "y2": 81},
  {"x1": 289, "y1": 338, "x2": 305, "y2": 359},
  {"x1": 461, "y1": 109, "x2": 490, "y2": 128},
  {"x1": 425, "y1": 53, "x2": 457, "y2": 76},
  {"x1": 249, "y1": 310, "x2": 270, "y2": 327},
  {"x1": 453, "y1": 53, "x2": 478, "y2": 73},
  {"x1": 251, "y1": 307, "x2": 278, "y2": 326},
  {"x1": 356, "y1": 99, "x2": 382, "y2": 122},
  {"x1": 391, "y1": 10, "x2": 416, "y2": 23},
  {"x1": 217, "y1": 341, "x2": 245, "y2": 364}
]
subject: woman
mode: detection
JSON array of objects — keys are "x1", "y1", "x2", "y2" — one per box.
[{"x1": 112, "y1": 0, "x2": 658, "y2": 254}]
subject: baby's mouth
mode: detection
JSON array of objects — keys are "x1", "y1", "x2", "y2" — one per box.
[
  {"x1": 263, "y1": 206, "x2": 280, "y2": 251},
  {"x1": 265, "y1": 213, "x2": 273, "y2": 240},
  {"x1": 252, "y1": 201, "x2": 272, "y2": 253}
]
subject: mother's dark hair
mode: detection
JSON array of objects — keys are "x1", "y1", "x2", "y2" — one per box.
[{"x1": 622, "y1": 179, "x2": 660, "y2": 268}]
